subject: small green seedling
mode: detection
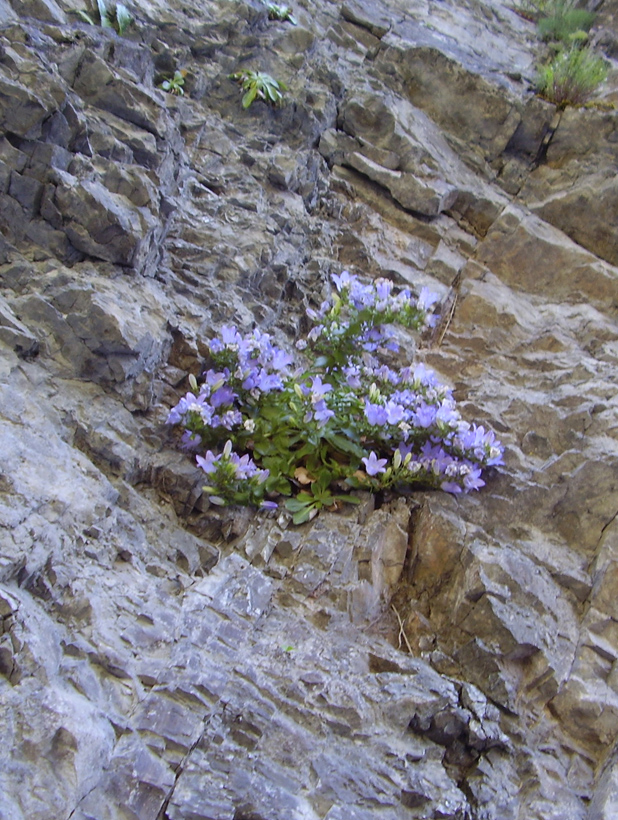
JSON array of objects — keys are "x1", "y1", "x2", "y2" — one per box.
[
  {"x1": 75, "y1": 0, "x2": 133, "y2": 35},
  {"x1": 266, "y1": 2, "x2": 297, "y2": 24},
  {"x1": 159, "y1": 70, "x2": 187, "y2": 96},
  {"x1": 229, "y1": 70, "x2": 287, "y2": 109}
]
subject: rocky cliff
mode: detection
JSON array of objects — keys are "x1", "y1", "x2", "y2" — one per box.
[{"x1": 2, "y1": 0, "x2": 618, "y2": 817}]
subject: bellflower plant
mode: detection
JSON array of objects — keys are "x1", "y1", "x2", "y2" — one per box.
[{"x1": 167, "y1": 272, "x2": 504, "y2": 524}]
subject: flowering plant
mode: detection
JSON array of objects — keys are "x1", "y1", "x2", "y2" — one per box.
[{"x1": 167, "y1": 272, "x2": 504, "y2": 524}]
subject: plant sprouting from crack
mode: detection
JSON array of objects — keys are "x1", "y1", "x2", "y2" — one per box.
[
  {"x1": 167, "y1": 272, "x2": 505, "y2": 525},
  {"x1": 75, "y1": 0, "x2": 133, "y2": 34},
  {"x1": 536, "y1": 45, "x2": 607, "y2": 108},
  {"x1": 229, "y1": 70, "x2": 287, "y2": 108},
  {"x1": 158, "y1": 70, "x2": 187, "y2": 95},
  {"x1": 265, "y1": 2, "x2": 297, "y2": 24}
]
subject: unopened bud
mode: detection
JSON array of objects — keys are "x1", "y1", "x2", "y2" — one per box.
[{"x1": 189, "y1": 374, "x2": 198, "y2": 393}]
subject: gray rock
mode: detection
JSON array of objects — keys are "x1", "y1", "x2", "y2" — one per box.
[
  {"x1": 73, "y1": 52, "x2": 168, "y2": 138},
  {"x1": 1, "y1": 0, "x2": 618, "y2": 817},
  {"x1": 0, "y1": 294, "x2": 38, "y2": 357}
]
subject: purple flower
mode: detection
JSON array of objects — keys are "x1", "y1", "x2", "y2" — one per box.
[
  {"x1": 385, "y1": 400, "x2": 406, "y2": 425},
  {"x1": 418, "y1": 286, "x2": 439, "y2": 311},
  {"x1": 196, "y1": 450, "x2": 218, "y2": 474},
  {"x1": 362, "y1": 451, "x2": 388, "y2": 476},
  {"x1": 230, "y1": 452, "x2": 257, "y2": 479},
  {"x1": 364, "y1": 401, "x2": 388, "y2": 427},
  {"x1": 375, "y1": 278, "x2": 393, "y2": 302},
  {"x1": 260, "y1": 500, "x2": 279, "y2": 510},
  {"x1": 270, "y1": 348, "x2": 294, "y2": 371},
  {"x1": 441, "y1": 481, "x2": 463, "y2": 495},
  {"x1": 167, "y1": 392, "x2": 214, "y2": 426},
  {"x1": 332, "y1": 270, "x2": 354, "y2": 292},
  {"x1": 220, "y1": 409, "x2": 243, "y2": 429},
  {"x1": 243, "y1": 367, "x2": 284, "y2": 394},
  {"x1": 413, "y1": 363, "x2": 438, "y2": 387},
  {"x1": 414, "y1": 402, "x2": 436, "y2": 428},
  {"x1": 310, "y1": 375, "x2": 332, "y2": 403},
  {"x1": 344, "y1": 365, "x2": 362, "y2": 389},
  {"x1": 204, "y1": 369, "x2": 229, "y2": 388},
  {"x1": 375, "y1": 364, "x2": 400, "y2": 385},
  {"x1": 210, "y1": 385, "x2": 236, "y2": 408},
  {"x1": 463, "y1": 467, "x2": 485, "y2": 491},
  {"x1": 393, "y1": 389, "x2": 416, "y2": 408},
  {"x1": 220, "y1": 325, "x2": 242, "y2": 346},
  {"x1": 435, "y1": 403, "x2": 459, "y2": 427},
  {"x1": 313, "y1": 400, "x2": 335, "y2": 427},
  {"x1": 361, "y1": 327, "x2": 384, "y2": 352},
  {"x1": 166, "y1": 392, "x2": 195, "y2": 425},
  {"x1": 397, "y1": 443, "x2": 413, "y2": 459},
  {"x1": 181, "y1": 431, "x2": 202, "y2": 451}
]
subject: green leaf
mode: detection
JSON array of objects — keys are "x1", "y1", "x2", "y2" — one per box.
[
  {"x1": 284, "y1": 492, "x2": 315, "y2": 512},
  {"x1": 292, "y1": 507, "x2": 315, "y2": 525},
  {"x1": 75, "y1": 9, "x2": 97, "y2": 23},
  {"x1": 115, "y1": 3, "x2": 133, "y2": 34},
  {"x1": 97, "y1": 0, "x2": 113, "y2": 26},
  {"x1": 324, "y1": 432, "x2": 365, "y2": 459},
  {"x1": 265, "y1": 474, "x2": 291, "y2": 495},
  {"x1": 242, "y1": 87, "x2": 258, "y2": 108}
]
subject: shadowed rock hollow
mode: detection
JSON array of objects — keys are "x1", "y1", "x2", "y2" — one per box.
[{"x1": 1, "y1": 0, "x2": 618, "y2": 817}]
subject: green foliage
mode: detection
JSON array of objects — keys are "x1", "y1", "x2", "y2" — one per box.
[
  {"x1": 284, "y1": 474, "x2": 360, "y2": 524},
  {"x1": 537, "y1": 7, "x2": 595, "y2": 43},
  {"x1": 516, "y1": 0, "x2": 555, "y2": 18},
  {"x1": 265, "y1": 2, "x2": 297, "y2": 25},
  {"x1": 536, "y1": 45, "x2": 607, "y2": 108},
  {"x1": 75, "y1": 0, "x2": 133, "y2": 34},
  {"x1": 229, "y1": 70, "x2": 287, "y2": 108},
  {"x1": 158, "y1": 70, "x2": 187, "y2": 96},
  {"x1": 167, "y1": 273, "x2": 504, "y2": 523}
]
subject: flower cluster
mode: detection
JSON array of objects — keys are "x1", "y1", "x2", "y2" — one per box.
[
  {"x1": 303, "y1": 272, "x2": 439, "y2": 369},
  {"x1": 167, "y1": 272, "x2": 504, "y2": 523},
  {"x1": 198, "y1": 440, "x2": 274, "y2": 508},
  {"x1": 167, "y1": 326, "x2": 294, "y2": 451}
]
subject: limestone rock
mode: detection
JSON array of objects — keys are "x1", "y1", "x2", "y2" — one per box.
[
  {"x1": 320, "y1": 90, "x2": 507, "y2": 226},
  {"x1": 2, "y1": 0, "x2": 618, "y2": 816}
]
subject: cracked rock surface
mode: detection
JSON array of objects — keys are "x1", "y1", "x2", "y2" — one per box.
[{"x1": 2, "y1": 0, "x2": 618, "y2": 818}]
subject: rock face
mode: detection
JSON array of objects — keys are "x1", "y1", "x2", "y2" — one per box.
[{"x1": 1, "y1": 0, "x2": 618, "y2": 818}]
